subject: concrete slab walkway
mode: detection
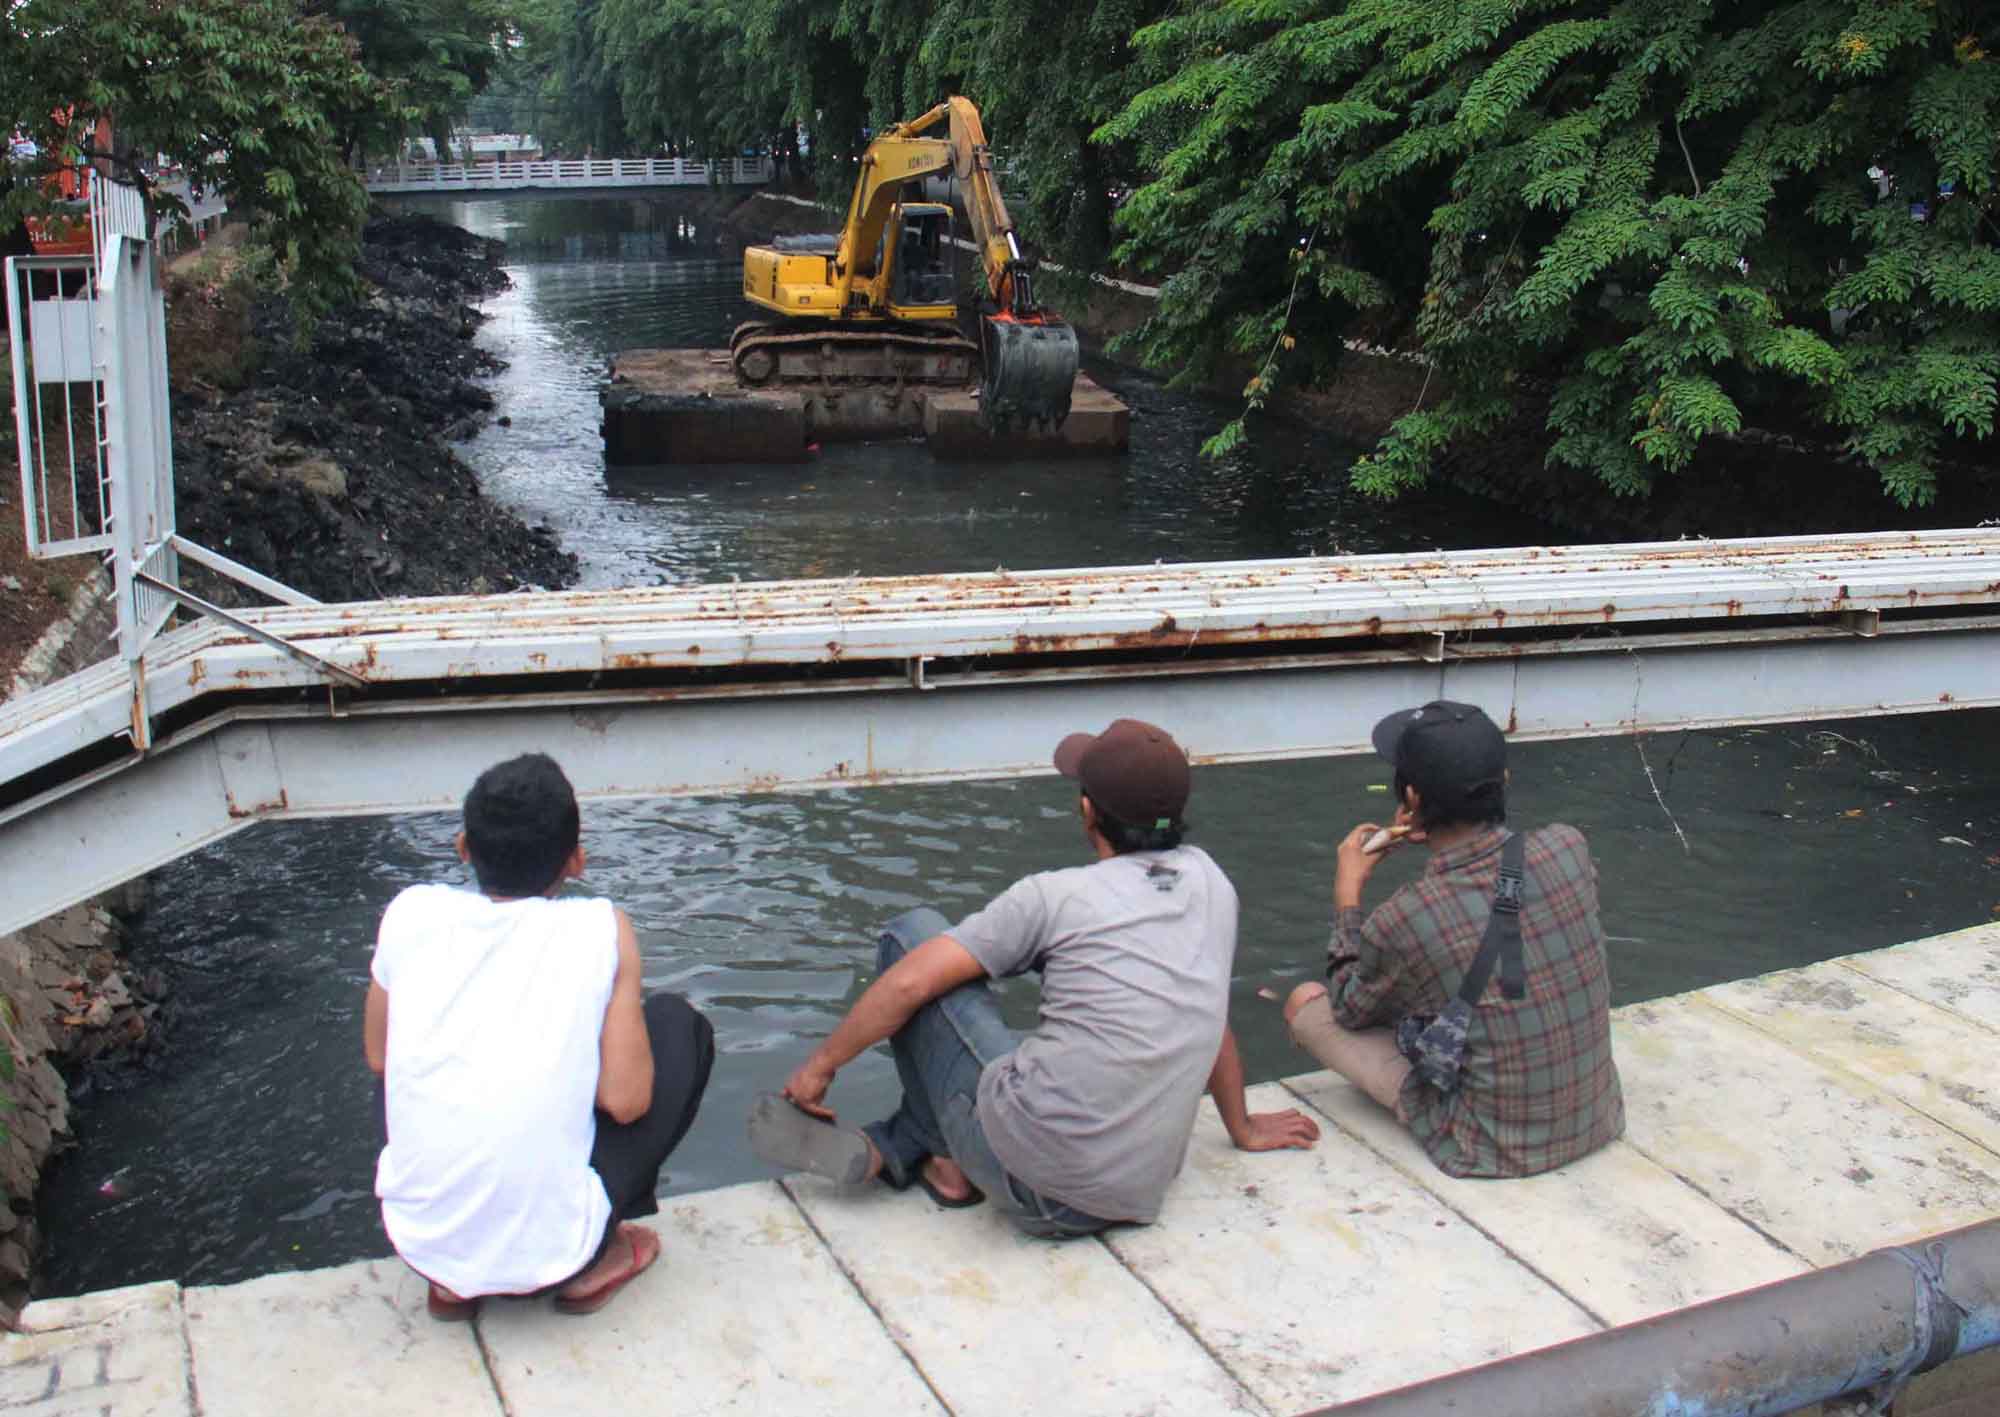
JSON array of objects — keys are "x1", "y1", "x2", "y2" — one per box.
[{"x1": 8, "y1": 923, "x2": 1999, "y2": 1415}]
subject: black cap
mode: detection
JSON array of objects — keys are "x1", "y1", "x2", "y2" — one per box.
[
  {"x1": 1371, "y1": 701, "x2": 1506, "y2": 815},
  {"x1": 1053, "y1": 719, "x2": 1190, "y2": 830}
]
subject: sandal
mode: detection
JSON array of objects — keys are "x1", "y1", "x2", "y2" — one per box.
[
  {"x1": 918, "y1": 1166, "x2": 985, "y2": 1210},
  {"x1": 554, "y1": 1224, "x2": 661, "y2": 1316},
  {"x1": 427, "y1": 1284, "x2": 480, "y2": 1322},
  {"x1": 746, "y1": 1092, "x2": 874, "y2": 1184}
]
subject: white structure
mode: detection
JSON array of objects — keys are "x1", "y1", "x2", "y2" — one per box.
[
  {"x1": 361, "y1": 155, "x2": 774, "y2": 193},
  {"x1": 5, "y1": 177, "x2": 317, "y2": 763},
  {"x1": 1, "y1": 530, "x2": 1998, "y2": 936},
  {"x1": 403, "y1": 133, "x2": 543, "y2": 162}
]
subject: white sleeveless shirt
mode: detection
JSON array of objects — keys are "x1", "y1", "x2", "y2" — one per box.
[{"x1": 372, "y1": 884, "x2": 618, "y2": 1295}]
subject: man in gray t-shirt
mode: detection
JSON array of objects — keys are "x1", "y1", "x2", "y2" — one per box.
[{"x1": 749, "y1": 718, "x2": 1320, "y2": 1237}]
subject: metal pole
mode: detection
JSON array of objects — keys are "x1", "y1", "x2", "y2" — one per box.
[{"x1": 1316, "y1": 1219, "x2": 2000, "y2": 1417}]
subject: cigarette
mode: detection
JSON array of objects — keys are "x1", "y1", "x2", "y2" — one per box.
[{"x1": 1362, "y1": 825, "x2": 1411, "y2": 854}]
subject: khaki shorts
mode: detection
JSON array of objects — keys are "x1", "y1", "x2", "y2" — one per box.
[{"x1": 1288, "y1": 994, "x2": 1413, "y2": 1121}]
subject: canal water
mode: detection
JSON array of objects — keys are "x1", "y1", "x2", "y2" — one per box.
[{"x1": 36, "y1": 194, "x2": 2000, "y2": 1297}]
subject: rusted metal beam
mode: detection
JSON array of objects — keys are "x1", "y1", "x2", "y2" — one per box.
[{"x1": 6, "y1": 529, "x2": 2000, "y2": 794}]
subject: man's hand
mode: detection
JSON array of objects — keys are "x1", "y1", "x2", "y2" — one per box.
[
  {"x1": 1230, "y1": 1109, "x2": 1322, "y2": 1152},
  {"x1": 1334, "y1": 821, "x2": 1387, "y2": 910},
  {"x1": 782, "y1": 1056, "x2": 838, "y2": 1121}
]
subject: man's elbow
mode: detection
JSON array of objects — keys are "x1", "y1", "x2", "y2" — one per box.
[
  {"x1": 603, "y1": 1093, "x2": 648, "y2": 1125},
  {"x1": 601, "y1": 1069, "x2": 654, "y2": 1124}
]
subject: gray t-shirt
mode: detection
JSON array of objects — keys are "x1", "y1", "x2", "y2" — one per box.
[{"x1": 951, "y1": 845, "x2": 1237, "y2": 1223}]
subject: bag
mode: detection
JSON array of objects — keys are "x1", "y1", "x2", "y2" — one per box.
[{"x1": 1394, "y1": 833, "x2": 1527, "y2": 1095}]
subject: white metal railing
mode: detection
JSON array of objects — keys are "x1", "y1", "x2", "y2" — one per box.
[
  {"x1": 359, "y1": 156, "x2": 775, "y2": 193},
  {"x1": 5, "y1": 256, "x2": 113, "y2": 557},
  {"x1": 5, "y1": 177, "x2": 321, "y2": 752}
]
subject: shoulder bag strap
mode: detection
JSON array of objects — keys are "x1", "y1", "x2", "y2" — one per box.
[{"x1": 1457, "y1": 831, "x2": 1529, "y2": 1007}]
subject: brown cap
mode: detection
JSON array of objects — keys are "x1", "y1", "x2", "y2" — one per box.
[{"x1": 1052, "y1": 718, "x2": 1191, "y2": 830}]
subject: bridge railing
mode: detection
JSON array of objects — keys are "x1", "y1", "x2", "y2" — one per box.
[{"x1": 361, "y1": 156, "x2": 775, "y2": 193}]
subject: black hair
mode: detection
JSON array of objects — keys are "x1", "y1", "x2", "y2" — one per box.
[
  {"x1": 1085, "y1": 792, "x2": 1186, "y2": 854},
  {"x1": 1394, "y1": 769, "x2": 1506, "y2": 832},
  {"x1": 462, "y1": 753, "x2": 581, "y2": 897}
]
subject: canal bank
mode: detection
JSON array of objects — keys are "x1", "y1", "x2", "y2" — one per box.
[
  {"x1": 8, "y1": 922, "x2": 1999, "y2": 1414},
  {"x1": 27, "y1": 192, "x2": 2000, "y2": 1304}
]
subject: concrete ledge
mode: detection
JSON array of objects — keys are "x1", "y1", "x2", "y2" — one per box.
[
  {"x1": 601, "y1": 349, "x2": 1130, "y2": 463},
  {"x1": 602, "y1": 351, "x2": 808, "y2": 464},
  {"x1": 923, "y1": 374, "x2": 1129, "y2": 459},
  {"x1": 9, "y1": 923, "x2": 2000, "y2": 1415}
]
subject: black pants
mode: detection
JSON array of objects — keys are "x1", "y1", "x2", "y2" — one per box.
[{"x1": 589, "y1": 991, "x2": 715, "y2": 1226}]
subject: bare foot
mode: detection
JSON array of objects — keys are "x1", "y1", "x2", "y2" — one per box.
[{"x1": 921, "y1": 1155, "x2": 975, "y2": 1204}]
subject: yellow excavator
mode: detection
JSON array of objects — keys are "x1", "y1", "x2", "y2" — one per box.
[{"x1": 736, "y1": 97, "x2": 1080, "y2": 429}]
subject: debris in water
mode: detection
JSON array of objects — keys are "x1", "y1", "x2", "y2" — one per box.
[
  {"x1": 1939, "y1": 836, "x2": 1974, "y2": 847},
  {"x1": 1256, "y1": 986, "x2": 1282, "y2": 1002}
]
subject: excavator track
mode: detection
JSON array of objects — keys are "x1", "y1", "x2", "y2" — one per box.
[{"x1": 730, "y1": 322, "x2": 980, "y2": 390}]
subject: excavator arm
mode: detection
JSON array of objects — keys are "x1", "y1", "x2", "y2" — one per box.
[{"x1": 827, "y1": 97, "x2": 1079, "y2": 428}]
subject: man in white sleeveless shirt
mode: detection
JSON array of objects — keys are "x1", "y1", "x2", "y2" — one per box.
[
  {"x1": 750, "y1": 719, "x2": 1320, "y2": 1236},
  {"x1": 365, "y1": 753, "x2": 714, "y2": 1318}
]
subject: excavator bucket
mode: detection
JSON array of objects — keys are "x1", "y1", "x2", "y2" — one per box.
[{"x1": 980, "y1": 316, "x2": 1079, "y2": 430}]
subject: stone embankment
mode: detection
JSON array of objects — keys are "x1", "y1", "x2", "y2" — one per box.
[
  {"x1": 166, "y1": 213, "x2": 576, "y2": 603},
  {"x1": 0, "y1": 622, "x2": 158, "y2": 1324}
]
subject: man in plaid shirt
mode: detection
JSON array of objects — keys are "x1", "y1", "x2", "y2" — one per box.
[{"x1": 1283, "y1": 701, "x2": 1624, "y2": 1178}]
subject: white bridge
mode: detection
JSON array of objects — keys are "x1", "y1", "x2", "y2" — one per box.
[
  {"x1": 2, "y1": 530, "x2": 1998, "y2": 937},
  {"x1": 359, "y1": 156, "x2": 776, "y2": 194}
]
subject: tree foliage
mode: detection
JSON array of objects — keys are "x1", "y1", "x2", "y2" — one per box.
[
  {"x1": 515, "y1": 0, "x2": 1171, "y2": 276},
  {"x1": 306, "y1": 0, "x2": 515, "y2": 162},
  {"x1": 1104, "y1": 0, "x2": 2000, "y2": 505},
  {"x1": 1, "y1": 0, "x2": 396, "y2": 318}
]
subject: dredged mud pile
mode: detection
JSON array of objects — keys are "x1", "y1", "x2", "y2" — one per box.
[{"x1": 166, "y1": 213, "x2": 576, "y2": 604}]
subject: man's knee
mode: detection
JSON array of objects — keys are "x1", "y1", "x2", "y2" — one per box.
[
  {"x1": 643, "y1": 991, "x2": 715, "y2": 1061},
  {"x1": 877, "y1": 906, "x2": 952, "y2": 970},
  {"x1": 1283, "y1": 980, "x2": 1328, "y2": 1029}
]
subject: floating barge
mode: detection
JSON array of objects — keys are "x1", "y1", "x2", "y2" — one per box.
[
  {"x1": 600, "y1": 348, "x2": 1130, "y2": 464},
  {"x1": 9, "y1": 922, "x2": 1999, "y2": 1415}
]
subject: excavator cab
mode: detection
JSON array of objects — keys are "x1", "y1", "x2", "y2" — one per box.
[{"x1": 886, "y1": 205, "x2": 957, "y2": 314}]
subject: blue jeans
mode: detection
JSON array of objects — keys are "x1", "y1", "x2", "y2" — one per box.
[{"x1": 861, "y1": 907, "x2": 1109, "y2": 1240}]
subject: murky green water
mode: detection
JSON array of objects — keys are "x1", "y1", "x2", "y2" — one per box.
[{"x1": 36, "y1": 193, "x2": 2000, "y2": 1297}]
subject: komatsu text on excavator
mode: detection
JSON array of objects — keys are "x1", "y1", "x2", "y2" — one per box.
[{"x1": 736, "y1": 97, "x2": 1080, "y2": 430}]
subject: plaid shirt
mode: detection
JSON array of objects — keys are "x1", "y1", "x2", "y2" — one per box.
[{"x1": 1329, "y1": 823, "x2": 1624, "y2": 1178}]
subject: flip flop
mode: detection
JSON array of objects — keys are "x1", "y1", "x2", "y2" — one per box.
[
  {"x1": 426, "y1": 1284, "x2": 480, "y2": 1322},
  {"x1": 918, "y1": 1167, "x2": 985, "y2": 1210},
  {"x1": 746, "y1": 1092, "x2": 873, "y2": 1184},
  {"x1": 554, "y1": 1224, "x2": 661, "y2": 1316}
]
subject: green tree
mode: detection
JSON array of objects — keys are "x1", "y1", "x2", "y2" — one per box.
[
  {"x1": 1104, "y1": 1, "x2": 2000, "y2": 506},
  {"x1": 307, "y1": 0, "x2": 514, "y2": 161},
  {"x1": 1, "y1": 0, "x2": 395, "y2": 319},
  {"x1": 513, "y1": 0, "x2": 638, "y2": 155},
  {"x1": 910, "y1": 0, "x2": 1171, "y2": 290}
]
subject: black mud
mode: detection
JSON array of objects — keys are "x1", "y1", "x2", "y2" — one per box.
[{"x1": 166, "y1": 213, "x2": 576, "y2": 605}]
